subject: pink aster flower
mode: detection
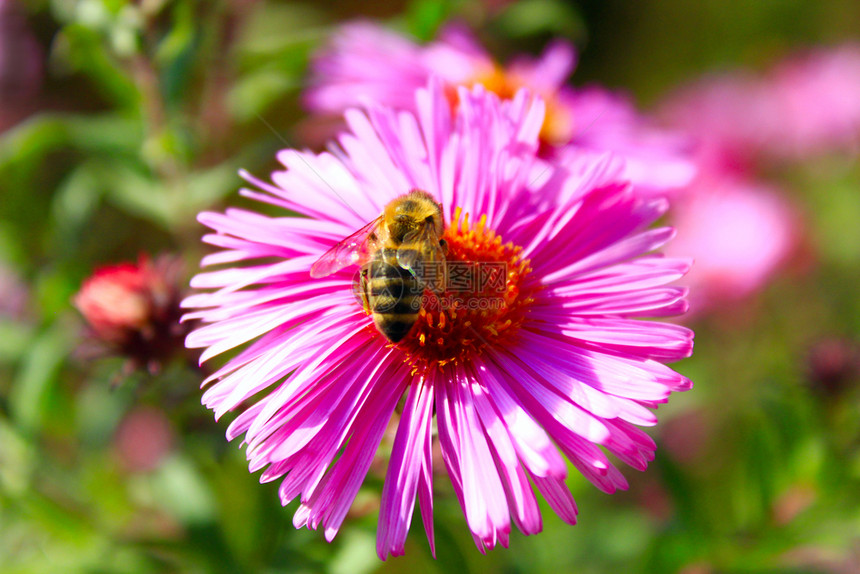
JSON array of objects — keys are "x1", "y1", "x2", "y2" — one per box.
[
  {"x1": 663, "y1": 176, "x2": 798, "y2": 315},
  {"x1": 658, "y1": 62, "x2": 806, "y2": 315},
  {"x1": 304, "y1": 21, "x2": 694, "y2": 194},
  {"x1": 659, "y1": 71, "x2": 772, "y2": 175},
  {"x1": 661, "y1": 44, "x2": 860, "y2": 169},
  {"x1": 762, "y1": 43, "x2": 860, "y2": 158},
  {"x1": 183, "y1": 81, "x2": 693, "y2": 558}
]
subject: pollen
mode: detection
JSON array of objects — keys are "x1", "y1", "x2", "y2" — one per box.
[{"x1": 397, "y1": 207, "x2": 536, "y2": 376}]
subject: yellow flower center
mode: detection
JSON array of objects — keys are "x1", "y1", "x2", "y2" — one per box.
[
  {"x1": 451, "y1": 64, "x2": 575, "y2": 146},
  {"x1": 396, "y1": 208, "x2": 536, "y2": 376}
]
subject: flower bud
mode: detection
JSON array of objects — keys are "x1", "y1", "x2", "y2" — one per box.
[{"x1": 74, "y1": 255, "x2": 187, "y2": 374}]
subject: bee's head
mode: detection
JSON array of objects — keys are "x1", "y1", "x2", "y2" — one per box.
[
  {"x1": 393, "y1": 199, "x2": 420, "y2": 217},
  {"x1": 388, "y1": 214, "x2": 419, "y2": 243},
  {"x1": 386, "y1": 190, "x2": 445, "y2": 243}
]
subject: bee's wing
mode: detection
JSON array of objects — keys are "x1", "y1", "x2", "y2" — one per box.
[
  {"x1": 310, "y1": 216, "x2": 384, "y2": 278},
  {"x1": 398, "y1": 223, "x2": 447, "y2": 292}
]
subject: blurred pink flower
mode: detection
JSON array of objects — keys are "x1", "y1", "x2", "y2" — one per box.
[
  {"x1": 305, "y1": 21, "x2": 694, "y2": 194},
  {"x1": 0, "y1": 260, "x2": 28, "y2": 319},
  {"x1": 763, "y1": 44, "x2": 860, "y2": 158},
  {"x1": 663, "y1": 177, "x2": 798, "y2": 314},
  {"x1": 661, "y1": 44, "x2": 860, "y2": 169},
  {"x1": 805, "y1": 337, "x2": 860, "y2": 397},
  {"x1": 655, "y1": 49, "x2": 838, "y2": 314},
  {"x1": 114, "y1": 406, "x2": 175, "y2": 473},
  {"x1": 184, "y1": 83, "x2": 693, "y2": 558},
  {"x1": 659, "y1": 72, "x2": 771, "y2": 175}
]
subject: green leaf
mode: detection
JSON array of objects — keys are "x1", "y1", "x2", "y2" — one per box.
[
  {"x1": 0, "y1": 320, "x2": 37, "y2": 363},
  {"x1": 229, "y1": 70, "x2": 297, "y2": 122},
  {"x1": 101, "y1": 163, "x2": 173, "y2": 229},
  {"x1": 157, "y1": 1, "x2": 200, "y2": 106},
  {"x1": 238, "y1": 2, "x2": 327, "y2": 60},
  {"x1": 0, "y1": 416, "x2": 36, "y2": 496},
  {"x1": 51, "y1": 161, "x2": 106, "y2": 240},
  {"x1": 34, "y1": 265, "x2": 81, "y2": 320},
  {"x1": 492, "y1": 0, "x2": 586, "y2": 39},
  {"x1": 329, "y1": 528, "x2": 378, "y2": 574},
  {"x1": 808, "y1": 177, "x2": 860, "y2": 267},
  {"x1": 54, "y1": 23, "x2": 139, "y2": 109},
  {"x1": 0, "y1": 113, "x2": 142, "y2": 170},
  {"x1": 74, "y1": 377, "x2": 133, "y2": 447},
  {"x1": 405, "y1": 0, "x2": 453, "y2": 42},
  {"x1": 0, "y1": 224, "x2": 27, "y2": 274},
  {"x1": 8, "y1": 323, "x2": 72, "y2": 434},
  {"x1": 109, "y1": 4, "x2": 144, "y2": 58},
  {"x1": 154, "y1": 0, "x2": 196, "y2": 66},
  {"x1": 186, "y1": 161, "x2": 246, "y2": 210},
  {"x1": 150, "y1": 455, "x2": 217, "y2": 525}
]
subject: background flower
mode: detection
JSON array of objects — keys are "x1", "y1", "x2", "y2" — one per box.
[
  {"x1": 762, "y1": 43, "x2": 860, "y2": 159},
  {"x1": 305, "y1": 20, "x2": 694, "y2": 194},
  {"x1": 661, "y1": 43, "x2": 860, "y2": 169},
  {"x1": 655, "y1": 44, "x2": 860, "y2": 314},
  {"x1": 662, "y1": 177, "x2": 799, "y2": 315}
]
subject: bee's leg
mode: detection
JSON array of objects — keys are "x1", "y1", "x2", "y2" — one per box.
[
  {"x1": 359, "y1": 268, "x2": 372, "y2": 314},
  {"x1": 439, "y1": 238, "x2": 449, "y2": 256}
]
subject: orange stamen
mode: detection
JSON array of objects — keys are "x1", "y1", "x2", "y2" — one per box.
[{"x1": 397, "y1": 207, "x2": 537, "y2": 377}]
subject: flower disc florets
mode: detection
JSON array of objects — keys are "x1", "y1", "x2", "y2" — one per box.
[{"x1": 399, "y1": 208, "x2": 536, "y2": 374}]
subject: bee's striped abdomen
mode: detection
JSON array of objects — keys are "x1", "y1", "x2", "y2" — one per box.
[{"x1": 364, "y1": 248, "x2": 423, "y2": 342}]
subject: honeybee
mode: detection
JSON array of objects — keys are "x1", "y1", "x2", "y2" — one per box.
[{"x1": 310, "y1": 190, "x2": 448, "y2": 342}]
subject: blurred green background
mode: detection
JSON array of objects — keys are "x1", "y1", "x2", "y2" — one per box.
[{"x1": 1, "y1": 1, "x2": 860, "y2": 572}]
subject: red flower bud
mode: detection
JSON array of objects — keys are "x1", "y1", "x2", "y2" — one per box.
[{"x1": 74, "y1": 255, "x2": 188, "y2": 374}]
